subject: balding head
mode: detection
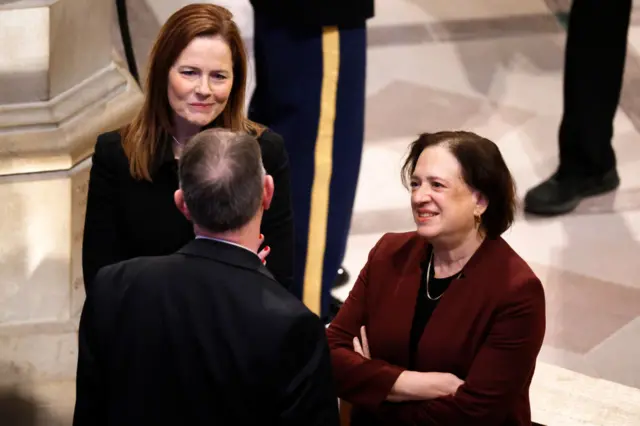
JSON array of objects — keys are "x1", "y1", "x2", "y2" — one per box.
[{"x1": 177, "y1": 128, "x2": 266, "y2": 233}]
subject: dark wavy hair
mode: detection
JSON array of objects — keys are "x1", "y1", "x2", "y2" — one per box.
[{"x1": 401, "y1": 131, "x2": 517, "y2": 238}]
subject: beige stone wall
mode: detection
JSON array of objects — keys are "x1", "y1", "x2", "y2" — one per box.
[
  {"x1": 0, "y1": 0, "x2": 143, "y2": 399},
  {"x1": 0, "y1": 170, "x2": 85, "y2": 384},
  {"x1": 0, "y1": 1, "x2": 144, "y2": 176},
  {"x1": 0, "y1": 6, "x2": 50, "y2": 104}
]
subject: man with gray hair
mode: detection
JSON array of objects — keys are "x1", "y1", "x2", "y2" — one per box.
[{"x1": 73, "y1": 129, "x2": 339, "y2": 426}]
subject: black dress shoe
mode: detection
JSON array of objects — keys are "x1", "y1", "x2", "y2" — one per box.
[
  {"x1": 333, "y1": 266, "x2": 350, "y2": 289},
  {"x1": 524, "y1": 169, "x2": 620, "y2": 216}
]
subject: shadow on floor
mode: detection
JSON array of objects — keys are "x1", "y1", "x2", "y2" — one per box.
[
  {"x1": 0, "y1": 386, "x2": 39, "y2": 426},
  {"x1": 0, "y1": 385, "x2": 67, "y2": 426}
]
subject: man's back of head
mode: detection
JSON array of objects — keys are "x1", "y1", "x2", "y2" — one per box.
[{"x1": 176, "y1": 128, "x2": 269, "y2": 235}]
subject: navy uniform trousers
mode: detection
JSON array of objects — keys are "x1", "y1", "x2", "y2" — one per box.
[
  {"x1": 559, "y1": 0, "x2": 631, "y2": 178},
  {"x1": 249, "y1": 16, "x2": 367, "y2": 318}
]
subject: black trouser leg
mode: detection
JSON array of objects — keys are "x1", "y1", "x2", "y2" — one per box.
[{"x1": 558, "y1": 0, "x2": 632, "y2": 177}]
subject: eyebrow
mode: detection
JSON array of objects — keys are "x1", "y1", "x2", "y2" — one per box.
[
  {"x1": 177, "y1": 65, "x2": 230, "y2": 74},
  {"x1": 411, "y1": 174, "x2": 447, "y2": 182}
]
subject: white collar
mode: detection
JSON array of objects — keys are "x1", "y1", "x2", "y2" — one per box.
[{"x1": 194, "y1": 235, "x2": 259, "y2": 259}]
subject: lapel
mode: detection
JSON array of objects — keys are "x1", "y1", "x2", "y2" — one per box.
[
  {"x1": 365, "y1": 234, "x2": 430, "y2": 367},
  {"x1": 424, "y1": 236, "x2": 504, "y2": 318},
  {"x1": 150, "y1": 132, "x2": 181, "y2": 180},
  {"x1": 178, "y1": 238, "x2": 275, "y2": 282},
  {"x1": 417, "y1": 236, "x2": 506, "y2": 370}
]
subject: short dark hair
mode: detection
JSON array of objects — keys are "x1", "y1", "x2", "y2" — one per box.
[
  {"x1": 401, "y1": 131, "x2": 517, "y2": 238},
  {"x1": 178, "y1": 128, "x2": 264, "y2": 233}
]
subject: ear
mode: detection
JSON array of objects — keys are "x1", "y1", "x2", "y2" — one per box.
[
  {"x1": 262, "y1": 174, "x2": 274, "y2": 211},
  {"x1": 174, "y1": 189, "x2": 191, "y2": 221},
  {"x1": 473, "y1": 190, "x2": 489, "y2": 216}
]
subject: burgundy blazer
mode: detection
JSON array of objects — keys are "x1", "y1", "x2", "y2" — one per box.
[{"x1": 326, "y1": 231, "x2": 546, "y2": 426}]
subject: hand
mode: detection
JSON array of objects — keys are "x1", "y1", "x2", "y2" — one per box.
[
  {"x1": 387, "y1": 371, "x2": 464, "y2": 402},
  {"x1": 257, "y1": 234, "x2": 270, "y2": 265},
  {"x1": 353, "y1": 326, "x2": 371, "y2": 359},
  {"x1": 426, "y1": 372, "x2": 464, "y2": 398}
]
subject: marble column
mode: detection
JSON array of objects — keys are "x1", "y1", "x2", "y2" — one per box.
[{"x1": 0, "y1": 0, "x2": 143, "y2": 396}]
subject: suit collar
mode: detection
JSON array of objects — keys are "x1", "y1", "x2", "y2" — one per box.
[
  {"x1": 150, "y1": 133, "x2": 176, "y2": 175},
  {"x1": 420, "y1": 235, "x2": 506, "y2": 279},
  {"x1": 460, "y1": 236, "x2": 506, "y2": 277},
  {"x1": 178, "y1": 238, "x2": 275, "y2": 281}
]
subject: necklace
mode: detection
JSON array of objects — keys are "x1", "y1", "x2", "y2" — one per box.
[
  {"x1": 425, "y1": 251, "x2": 463, "y2": 301},
  {"x1": 171, "y1": 135, "x2": 183, "y2": 160}
]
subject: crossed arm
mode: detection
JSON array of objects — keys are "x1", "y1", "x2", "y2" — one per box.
[{"x1": 352, "y1": 325, "x2": 463, "y2": 402}]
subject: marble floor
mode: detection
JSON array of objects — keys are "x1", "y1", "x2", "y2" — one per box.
[
  {"x1": 346, "y1": 0, "x2": 640, "y2": 391},
  {"x1": 114, "y1": 0, "x2": 640, "y2": 391}
]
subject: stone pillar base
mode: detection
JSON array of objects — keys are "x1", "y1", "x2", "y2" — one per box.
[{"x1": 0, "y1": 0, "x2": 144, "y2": 394}]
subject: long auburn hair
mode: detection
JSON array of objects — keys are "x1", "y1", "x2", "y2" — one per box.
[{"x1": 121, "y1": 3, "x2": 263, "y2": 181}]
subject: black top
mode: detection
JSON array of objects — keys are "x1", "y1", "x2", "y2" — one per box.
[
  {"x1": 73, "y1": 238, "x2": 339, "y2": 426},
  {"x1": 81, "y1": 129, "x2": 294, "y2": 293},
  {"x1": 408, "y1": 253, "x2": 457, "y2": 369},
  {"x1": 250, "y1": 0, "x2": 374, "y2": 28}
]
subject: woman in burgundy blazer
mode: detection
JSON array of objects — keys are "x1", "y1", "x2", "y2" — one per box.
[{"x1": 327, "y1": 131, "x2": 546, "y2": 426}]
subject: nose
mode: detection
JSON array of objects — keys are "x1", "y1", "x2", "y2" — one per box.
[
  {"x1": 412, "y1": 185, "x2": 433, "y2": 204},
  {"x1": 195, "y1": 76, "x2": 212, "y2": 96}
]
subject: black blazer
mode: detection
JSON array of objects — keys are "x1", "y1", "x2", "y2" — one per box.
[
  {"x1": 73, "y1": 238, "x2": 340, "y2": 426},
  {"x1": 81, "y1": 129, "x2": 294, "y2": 291},
  {"x1": 251, "y1": 0, "x2": 373, "y2": 27}
]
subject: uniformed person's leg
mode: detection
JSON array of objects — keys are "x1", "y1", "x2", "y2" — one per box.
[
  {"x1": 249, "y1": 16, "x2": 367, "y2": 318},
  {"x1": 317, "y1": 24, "x2": 366, "y2": 319},
  {"x1": 249, "y1": 16, "x2": 322, "y2": 305}
]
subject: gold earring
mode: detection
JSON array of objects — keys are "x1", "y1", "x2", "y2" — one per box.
[{"x1": 474, "y1": 213, "x2": 481, "y2": 227}]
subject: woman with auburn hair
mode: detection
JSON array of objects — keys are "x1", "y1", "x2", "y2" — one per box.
[
  {"x1": 327, "y1": 131, "x2": 546, "y2": 425},
  {"x1": 82, "y1": 4, "x2": 294, "y2": 291}
]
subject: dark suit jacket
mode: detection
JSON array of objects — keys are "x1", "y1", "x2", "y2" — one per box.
[
  {"x1": 81, "y1": 129, "x2": 294, "y2": 292},
  {"x1": 73, "y1": 238, "x2": 339, "y2": 426},
  {"x1": 251, "y1": 0, "x2": 373, "y2": 27},
  {"x1": 327, "y1": 232, "x2": 546, "y2": 426}
]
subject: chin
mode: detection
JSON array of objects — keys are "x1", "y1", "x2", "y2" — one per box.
[
  {"x1": 189, "y1": 116, "x2": 216, "y2": 127},
  {"x1": 415, "y1": 223, "x2": 440, "y2": 239}
]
